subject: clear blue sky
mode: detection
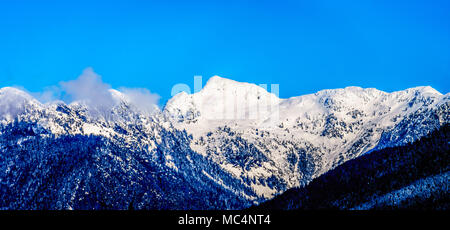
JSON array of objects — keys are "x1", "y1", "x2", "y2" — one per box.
[{"x1": 0, "y1": 0, "x2": 449, "y2": 103}]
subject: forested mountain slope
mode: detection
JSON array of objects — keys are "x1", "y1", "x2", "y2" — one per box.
[{"x1": 257, "y1": 125, "x2": 450, "y2": 210}]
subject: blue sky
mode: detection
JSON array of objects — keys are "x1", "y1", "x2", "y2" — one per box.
[{"x1": 0, "y1": 0, "x2": 449, "y2": 103}]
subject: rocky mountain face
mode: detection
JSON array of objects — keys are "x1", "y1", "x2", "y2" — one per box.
[
  {"x1": 0, "y1": 87, "x2": 257, "y2": 209},
  {"x1": 0, "y1": 77, "x2": 448, "y2": 209},
  {"x1": 164, "y1": 77, "x2": 449, "y2": 199}
]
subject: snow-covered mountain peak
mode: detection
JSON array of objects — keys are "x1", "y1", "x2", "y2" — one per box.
[
  {"x1": 0, "y1": 87, "x2": 38, "y2": 101},
  {"x1": 418, "y1": 85, "x2": 439, "y2": 92},
  {"x1": 407, "y1": 86, "x2": 442, "y2": 95},
  {"x1": 310, "y1": 86, "x2": 386, "y2": 105},
  {"x1": 203, "y1": 75, "x2": 234, "y2": 88},
  {"x1": 203, "y1": 75, "x2": 254, "y2": 89},
  {"x1": 201, "y1": 75, "x2": 276, "y2": 98},
  {"x1": 165, "y1": 76, "x2": 280, "y2": 126},
  {"x1": 0, "y1": 87, "x2": 43, "y2": 123},
  {"x1": 388, "y1": 86, "x2": 443, "y2": 98}
]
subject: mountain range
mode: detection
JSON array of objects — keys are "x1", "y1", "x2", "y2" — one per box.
[{"x1": 0, "y1": 76, "x2": 448, "y2": 209}]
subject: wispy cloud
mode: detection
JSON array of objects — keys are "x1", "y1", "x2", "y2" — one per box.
[
  {"x1": 60, "y1": 67, "x2": 116, "y2": 115},
  {"x1": 120, "y1": 87, "x2": 160, "y2": 114}
]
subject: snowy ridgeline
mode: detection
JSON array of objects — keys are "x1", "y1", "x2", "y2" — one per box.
[
  {"x1": 164, "y1": 77, "x2": 449, "y2": 198},
  {"x1": 0, "y1": 77, "x2": 449, "y2": 209}
]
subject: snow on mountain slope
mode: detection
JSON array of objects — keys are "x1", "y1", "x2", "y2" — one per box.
[
  {"x1": 0, "y1": 87, "x2": 43, "y2": 124},
  {"x1": 0, "y1": 78, "x2": 448, "y2": 205},
  {"x1": 256, "y1": 124, "x2": 449, "y2": 210},
  {"x1": 165, "y1": 76, "x2": 280, "y2": 134},
  {"x1": 0, "y1": 87, "x2": 259, "y2": 209},
  {"x1": 352, "y1": 171, "x2": 449, "y2": 210},
  {"x1": 164, "y1": 77, "x2": 449, "y2": 198}
]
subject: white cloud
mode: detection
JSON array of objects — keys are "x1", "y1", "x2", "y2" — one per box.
[
  {"x1": 60, "y1": 67, "x2": 115, "y2": 107},
  {"x1": 33, "y1": 85, "x2": 62, "y2": 104},
  {"x1": 120, "y1": 87, "x2": 160, "y2": 114}
]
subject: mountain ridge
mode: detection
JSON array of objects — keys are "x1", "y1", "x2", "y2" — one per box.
[
  {"x1": 0, "y1": 78, "x2": 449, "y2": 208},
  {"x1": 163, "y1": 77, "x2": 448, "y2": 198},
  {"x1": 0, "y1": 81, "x2": 447, "y2": 112}
]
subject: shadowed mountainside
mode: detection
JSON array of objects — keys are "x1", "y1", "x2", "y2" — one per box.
[{"x1": 256, "y1": 124, "x2": 450, "y2": 210}]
